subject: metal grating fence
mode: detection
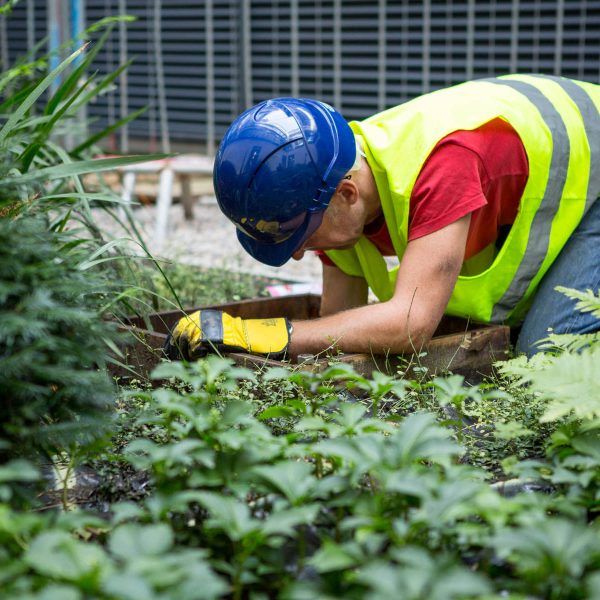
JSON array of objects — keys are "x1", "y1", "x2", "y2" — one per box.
[{"x1": 2, "y1": 1, "x2": 600, "y2": 153}]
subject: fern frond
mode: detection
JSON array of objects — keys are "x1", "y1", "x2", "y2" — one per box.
[{"x1": 555, "y1": 286, "x2": 600, "y2": 319}]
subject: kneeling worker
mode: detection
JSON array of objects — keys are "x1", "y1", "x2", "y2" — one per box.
[{"x1": 166, "y1": 74, "x2": 600, "y2": 362}]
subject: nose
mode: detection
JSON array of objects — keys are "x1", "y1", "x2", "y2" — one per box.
[{"x1": 292, "y1": 247, "x2": 305, "y2": 261}]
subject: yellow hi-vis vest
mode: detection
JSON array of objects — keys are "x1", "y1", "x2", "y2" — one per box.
[{"x1": 326, "y1": 75, "x2": 600, "y2": 325}]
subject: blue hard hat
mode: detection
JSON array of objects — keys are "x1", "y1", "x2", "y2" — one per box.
[{"x1": 213, "y1": 97, "x2": 356, "y2": 267}]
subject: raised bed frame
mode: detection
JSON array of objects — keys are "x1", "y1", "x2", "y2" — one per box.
[{"x1": 113, "y1": 294, "x2": 510, "y2": 381}]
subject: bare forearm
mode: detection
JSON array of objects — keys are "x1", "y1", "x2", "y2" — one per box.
[{"x1": 290, "y1": 299, "x2": 433, "y2": 357}]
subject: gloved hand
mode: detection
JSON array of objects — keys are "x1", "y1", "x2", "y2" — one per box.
[{"x1": 163, "y1": 309, "x2": 292, "y2": 361}]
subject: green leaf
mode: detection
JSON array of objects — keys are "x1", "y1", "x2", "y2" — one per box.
[
  {"x1": 494, "y1": 420, "x2": 534, "y2": 440},
  {"x1": 195, "y1": 492, "x2": 259, "y2": 541},
  {"x1": 388, "y1": 412, "x2": 460, "y2": 466},
  {"x1": 332, "y1": 402, "x2": 368, "y2": 430},
  {"x1": 19, "y1": 73, "x2": 96, "y2": 170},
  {"x1": 36, "y1": 585, "x2": 82, "y2": 600},
  {"x1": 109, "y1": 524, "x2": 174, "y2": 560},
  {"x1": 25, "y1": 531, "x2": 107, "y2": 581},
  {"x1": 0, "y1": 459, "x2": 39, "y2": 483},
  {"x1": 0, "y1": 46, "x2": 86, "y2": 145},
  {"x1": 72, "y1": 106, "x2": 147, "y2": 156},
  {"x1": 493, "y1": 518, "x2": 600, "y2": 581},
  {"x1": 258, "y1": 405, "x2": 298, "y2": 420},
  {"x1": 432, "y1": 374, "x2": 467, "y2": 406},
  {"x1": 261, "y1": 504, "x2": 319, "y2": 537},
  {"x1": 253, "y1": 461, "x2": 316, "y2": 504},
  {"x1": 1, "y1": 154, "x2": 171, "y2": 186},
  {"x1": 308, "y1": 540, "x2": 362, "y2": 573},
  {"x1": 536, "y1": 346, "x2": 600, "y2": 422},
  {"x1": 555, "y1": 286, "x2": 600, "y2": 319},
  {"x1": 101, "y1": 573, "x2": 153, "y2": 600}
]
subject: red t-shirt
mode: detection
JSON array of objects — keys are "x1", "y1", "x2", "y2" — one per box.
[{"x1": 316, "y1": 118, "x2": 529, "y2": 266}]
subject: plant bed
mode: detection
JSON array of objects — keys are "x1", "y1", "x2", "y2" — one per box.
[{"x1": 113, "y1": 294, "x2": 510, "y2": 381}]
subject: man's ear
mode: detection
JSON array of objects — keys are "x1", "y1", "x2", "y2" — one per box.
[{"x1": 335, "y1": 178, "x2": 360, "y2": 207}]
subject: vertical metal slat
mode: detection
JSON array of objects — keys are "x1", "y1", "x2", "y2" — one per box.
[
  {"x1": 333, "y1": 0, "x2": 342, "y2": 109},
  {"x1": 290, "y1": 0, "x2": 299, "y2": 97},
  {"x1": 118, "y1": 0, "x2": 129, "y2": 153},
  {"x1": 422, "y1": 0, "x2": 431, "y2": 93},
  {"x1": 510, "y1": 0, "x2": 519, "y2": 73},
  {"x1": 377, "y1": 0, "x2": 386, "y2": 111},
  {"x1": 466, "y1": 0, "x2": 475, "y2": 80},
  {"x1": 153, "y1": 0, "x2": 170, "y2": 153},
  {"x1": 241, "y1": 0, "x2": 253, "y2": 110},
  {"x1": 554, "y1": 0, "x2": 564, "y2": 75},
  {"x1": 206, "y1": 0, "x2": 215, "y2": 155},
  {"x1": 0, "y1": 12, "x2": 8, "y2": 73},
  {"x1": 26, "y1": 0, "x2": 35, "y2": 57}
]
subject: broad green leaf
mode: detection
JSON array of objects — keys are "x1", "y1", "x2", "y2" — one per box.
[
  {"x1": 261, "y1": 504, "x2": 319, "y2": 537},
  {"x1": 109, "y1": 523, "x2": 173, "y2": 560},
  {"x1": 258, "y1": 405, "x2": 298, "y2": 420},
  {"x1": 380, "y1": 467, "x2": 435, "y2": 499},
  {"x1": 0, "y1": 459, "x2": 39, "y2": 483},
  {"x1": 332, "y1": 402, "x2": 368, "y2": 430},
  {"x1": 253, "y1": 461, "x2": 316, "y2": 504},
  {"x1": 195, "y1": 492, "x2": 259, "y2": 541},
  {"x1": 493, "y1": 518, "x2": 600, "y2": 580},
  {"x1": 386, "y1": 412, "x2": 460, "y2": 466},
  {"x1": 25, "y1": 531, "x2": 107, "y2": 581},
  {"x1": 36, "y1": 585, "x2": 82, "y2": 600},
  {"x1": 307, "y1": 540, "x2": 362, "y2": 573},
  {"x1": 101, "y1": 573, "x2": 153, "y2": 600}
]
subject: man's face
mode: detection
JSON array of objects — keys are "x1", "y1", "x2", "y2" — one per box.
[{"x1": 291, "y1": 195, "x2": 363, "y2": 261}]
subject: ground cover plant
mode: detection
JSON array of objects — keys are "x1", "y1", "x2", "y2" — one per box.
[{"x1": 2, "y1": 7, "x2": 600, "y2": 598}]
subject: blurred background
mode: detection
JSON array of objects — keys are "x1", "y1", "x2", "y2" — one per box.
[{"x1": 2, "y1": 1, "x2": 599, "y2": 156}]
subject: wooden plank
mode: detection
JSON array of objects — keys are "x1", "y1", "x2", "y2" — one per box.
[
  {"x1": 335, "y1": 326, "x2": 510, "y2": 379},
  {"x1": 126, "y1": 293, "x2": 321, "y2": 334},
  {"x1": 112, "y1": 294, "x2": 510, "y2": 382}
]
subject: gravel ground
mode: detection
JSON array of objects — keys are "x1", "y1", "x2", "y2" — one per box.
[{"x1": 93, "y1": 186, "x2": 323, "y2": 286}]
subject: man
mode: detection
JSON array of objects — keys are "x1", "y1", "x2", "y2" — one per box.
[{"x1": 166, "y1": 74, "x2": 600, "y2": 362}]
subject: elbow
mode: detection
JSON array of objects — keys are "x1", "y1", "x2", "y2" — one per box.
[{"x1": 385, "y1": 300, "x2": 440, "y2": 354}]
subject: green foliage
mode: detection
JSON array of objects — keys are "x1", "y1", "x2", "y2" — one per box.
[
  {"x1": 499, "y1": 346, "x2": 600, "y2": 422},
  {"x1": 147, "y1": 261, "x2": 272, "y2": 310},
  {"x1": 89, "y1": 357, "x2": 594, "y2": 599},
  {"x1": 555, "y1": 286, "x2": 600, "y2": 320},
  {"x1": 1, "y1": 15, "x2": 599, "y2": 595},
  {"x1": 0, "y1": 506, "x2": 227, "y2": 599},
  {"x1": 0, "y1": 216, "x2": 117, "y2": 466}
]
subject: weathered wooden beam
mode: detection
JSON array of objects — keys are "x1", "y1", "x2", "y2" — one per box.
[{"x1": 111, "y1": 294, "x2": 510, "y2": 383}]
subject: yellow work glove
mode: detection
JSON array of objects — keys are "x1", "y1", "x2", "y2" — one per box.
[{"x1": 164, "y1": 309, "x2": 292, "y2": 361}]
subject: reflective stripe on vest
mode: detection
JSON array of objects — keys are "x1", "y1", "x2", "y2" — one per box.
[
  {"x1": 486, "y1": 75, "x2": 600, "y2": 321},
  {"x1": 546, "y1": 76, "x2": 600, "y2": 214}
]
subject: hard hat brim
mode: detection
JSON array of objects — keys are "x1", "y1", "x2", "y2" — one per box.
[{"x1": 236, "y1": 208, "x2": 325, "y2": 267}]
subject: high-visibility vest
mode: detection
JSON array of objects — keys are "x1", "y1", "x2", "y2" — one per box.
[{"x1": 326, "y1": 75, "x2": 600, "y2": 324}]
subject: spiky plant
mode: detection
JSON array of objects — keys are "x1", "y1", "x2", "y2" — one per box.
[{"x1": 0, "y1": 215, "x2": 118, "y2": 460}]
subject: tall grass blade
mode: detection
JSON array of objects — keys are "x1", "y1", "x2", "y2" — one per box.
[
  {"x1": 1, "y1": 154, "x2": 170, "y2": 185},
  {"x1": 68, "y1": 60, "x2": 133, "y2": 115},
  {"x1": 44, "y1": 25, "x2": 114, "y2": 116},
  {"x1": 72, "y1": 106, "x2": 147, "y2": 157},
  {"x1": 0, "y1": 45, "x2": 87, "y2": 145},
  {"x1": 20, "y1": 73, "x2": 96, "y2": 170}
]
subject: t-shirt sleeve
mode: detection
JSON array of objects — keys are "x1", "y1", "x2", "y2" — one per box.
[
  {"x1": 314, "y1": 249, "x2": 336, "y2": 266},
  {"x1": 408, "y1": 142, "x2": 488, "y2": 241}
]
